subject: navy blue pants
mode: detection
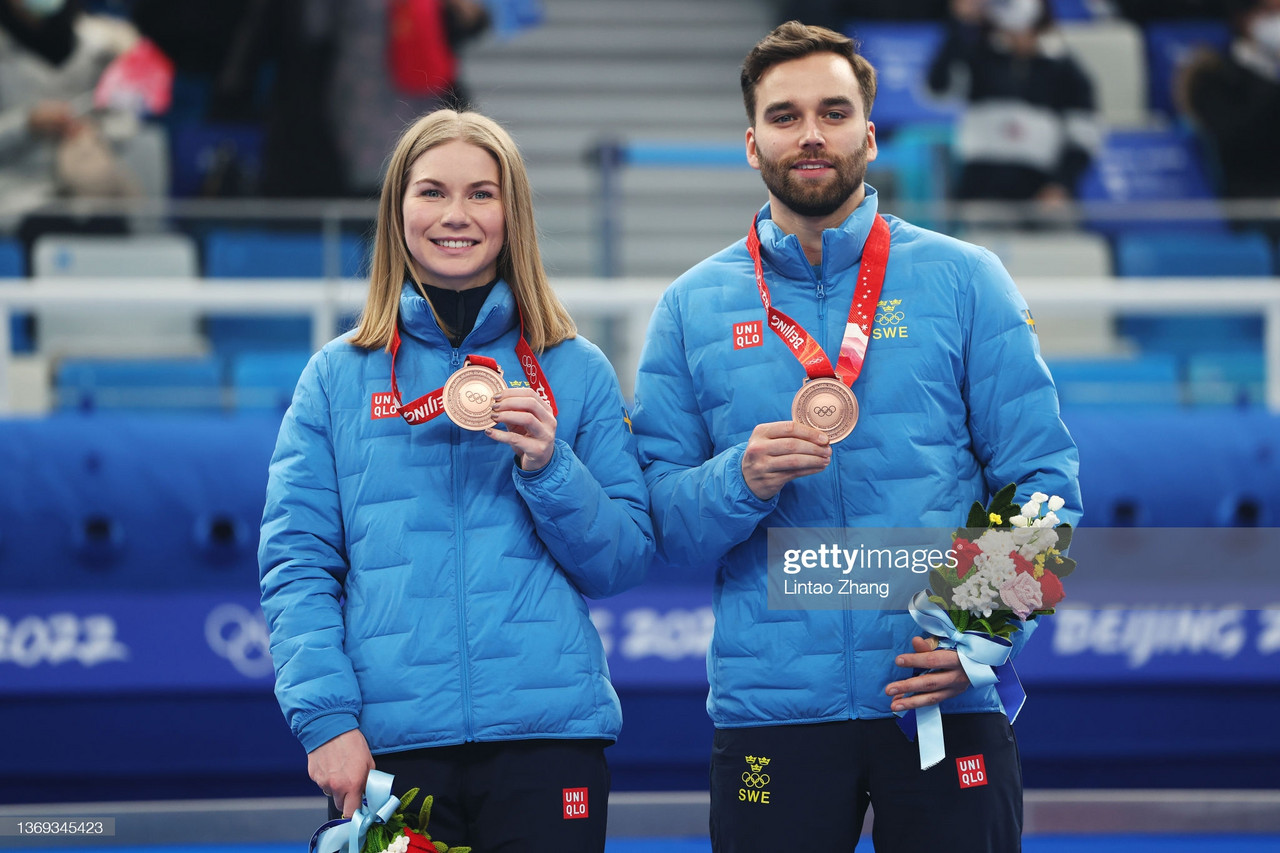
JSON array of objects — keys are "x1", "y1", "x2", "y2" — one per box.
[
  {"x1": 709, "y1": 715, "x2": 1022, "y2": 852},
  {"x1": 329, "y1": 739, "x2": 611, "y2": 852}
]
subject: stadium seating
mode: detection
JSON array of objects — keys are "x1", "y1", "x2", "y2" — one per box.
[
  {"x1": 1076, "y1": 126, "x2": 1221, "y2": 234},
  {"x1": 203, "y1": 228, "x2": 367, "y2": 354},
  {"x1": 1113, "y1": 229, "x2": 1273, "y2": 367},
  {"x1": 1059, "y1": 19, "x2": 1149, "y2": 129},
  {"x1": 31, "y1": 233, "x2": 205, "y2": 359},
  {"x1": 229, "y1": 349, "x2": 312, "y2": 412},
  {"x1": 0, "y1": 238, "x2": 30, "y2": 354},
  {"x1": 1143, "y1": 19, "x2": 1232, "y2": 119},
  {"x1": 55, "y1": 356, "x2": 225, "y2": 413},
  {"x1": 840, "y1": 22, "x2": 962, "y2": 131},
  {"x1": 1047, "y1": 352, "x2": 1182, "y2": 410}
]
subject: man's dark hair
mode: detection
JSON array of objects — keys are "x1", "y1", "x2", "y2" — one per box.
[{"x1": 740, "y1": 20, "x2": 878, "y2": 124}]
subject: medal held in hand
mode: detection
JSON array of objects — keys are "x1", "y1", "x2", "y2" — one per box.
[
  {"x1": 747, "y1": 212, "x2": 891, "y2": 443},
  {"x1": 791, "y1": 375, "x2": 859, "y2": 442},
  {"x1": 387, "y1": 306, "x2": 557, "y2": 429},
  {"x1": 442, "y1": 357, "x2": 505, "y2": 430}
]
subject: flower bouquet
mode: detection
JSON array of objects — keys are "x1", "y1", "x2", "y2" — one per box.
[
  {"x1": 898, "y1": 483, "x2": 1074, "y2": 769},
  {"x1": 928, "y1": 483, "x2": 1075, "y2": 639},
  {"x1": 310, "y1": 770, "x2": 470, "y2": 853}
]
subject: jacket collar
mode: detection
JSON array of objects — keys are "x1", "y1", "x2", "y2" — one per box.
[
  {"x1": 754, "y1": 183, "x2": 881, "y2": 283},
  {"x1": 397, "y1": 278, "x2": 517, "y2": 348}
]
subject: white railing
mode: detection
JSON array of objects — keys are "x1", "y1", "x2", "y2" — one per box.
[{"x1": 3, "y1": 275, "x2": 1280, "y2": 412}]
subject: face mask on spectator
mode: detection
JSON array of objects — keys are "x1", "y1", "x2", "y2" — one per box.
[
  {"x1": 988, "y1": 0, "x2": 1041, "y2": 32},
  {"x1": 18, "y1": 0, "x2": 65, "y2": 16},
  {"x1": 1251, "y1": 12, "x2": 1280, "y2": 58}
]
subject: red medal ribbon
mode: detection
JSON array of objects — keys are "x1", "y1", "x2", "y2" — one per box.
[
  {"x1": 388, "y1": 306, "x2": 556, "y2": 427},
  {"x1": 746, "y1": 212, "x2": 891, "y2": 386}
]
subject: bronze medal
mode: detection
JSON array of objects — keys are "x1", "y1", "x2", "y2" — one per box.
[
  {"x1": 791, "y1": 376, "x2": 859, "y2": 443},
  {"x1": 442, "y1": 363, "x2": 505, "y2": 431}
]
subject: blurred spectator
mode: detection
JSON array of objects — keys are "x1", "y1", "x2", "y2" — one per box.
[
  {"x1": 1178, "y1": 0, "x2": 1280, "y2": 204},
  {"x1": 774, "y1": 0, "x2": 947, "y2": 29},
  {"x1": 0, "y1": 1, "x2": 146, "y2": 232},
  {"x1": 927, "y1": 0, "x2": 1101, "y2": 208},
  {"x1": 0, "y1": 0, "x2": 75, "y2": 65},
  {"x1": 131, "y1": 0, "x2": 490, "y2": 199}
]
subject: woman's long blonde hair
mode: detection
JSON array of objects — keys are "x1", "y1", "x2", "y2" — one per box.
[{"x1": 351, "y1": 109, "x2": 576, "y2": 353}]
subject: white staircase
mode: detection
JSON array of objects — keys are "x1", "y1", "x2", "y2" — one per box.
[{"x1": 463, "y1": 0, "x2": 777, "y2": 278}]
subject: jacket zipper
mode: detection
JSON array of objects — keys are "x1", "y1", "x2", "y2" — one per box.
[
  {"x1": 818, "y1": 270, "x2": 857, "y2": 714},
  {"x1": 448, "y1": 345, "x2": 475, "y2": 741}
]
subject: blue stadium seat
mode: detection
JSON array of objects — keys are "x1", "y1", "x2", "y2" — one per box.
[
  {"x1": 1047, "y1": 354, "x2": 1182, "y2": 411},
  {"x1": 1076, "y1": 128, "x2": 1219, "y2": 234},
  {"x1": 55, "y1": 357, "x2": 225, "y2": 413},
  {"x1": 230, "y1": 349, "x2": 312, "y2": 412},
  {"x1": 1114, "y1": 229, "x2": 1273, "y2": 277},
  {"x1": 1187, "y1": 351, "x2": 1266, "y2": 408},
  {"x1": 1113, "y1": 229, "x2": 1272, "y2": 362},
  {"x1": 840, "y1": 22, "x2": 961, "y2": 131},
  {"x1": 1143, "y1": 19, "x2": 1231, "y2": 119},
  {"x1": 0, "y1": 237, "x2": 32, "y2": 353},
  {"x1": 203, "y1": 229, "x2": 368, "y2": 354}
]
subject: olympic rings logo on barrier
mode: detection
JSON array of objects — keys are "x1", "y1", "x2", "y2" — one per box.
[
  {"x1": 812, "y1": 405, "x2": 837, "y2": 417},
  {"x1": 465, "y1": 390, "x2": 489, "y2": 404},
  {"x1": 204, "y1": 604, "x2": 274, "y2": 679},
  {"x1": 741, "y1": 772, "x2": 770, "y2": 788}
]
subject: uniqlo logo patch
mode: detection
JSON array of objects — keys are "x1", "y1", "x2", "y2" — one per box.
[
  {"x1": 733, "y1": 320, "x2": 763, "y2": 350},
  {"x1": 563, "y1": 787, "x2": 589, "y2": 819},
  {"x1": 371, "y1": 392, "x2": 400, "y2": 419},
  {"x1": 957, "y1": 754, "x2": 988, "y2": 789}
]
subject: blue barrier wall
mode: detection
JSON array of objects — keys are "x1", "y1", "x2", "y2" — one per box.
[{"x1": 2, "y1": 411, "x2": 1278, "y2": 802}]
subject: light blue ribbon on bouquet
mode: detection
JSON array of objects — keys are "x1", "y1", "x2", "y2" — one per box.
[
  {"x1": 310, "y1": 769, "x2": 401, "y2": 853},
  {"x1": 895, "y1": 590, "x2": 1027, "y2": 770}
]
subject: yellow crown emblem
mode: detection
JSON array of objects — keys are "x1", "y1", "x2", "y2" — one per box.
[{"x1": 745, "y1": 756, "x2": 771, "y2": 772}]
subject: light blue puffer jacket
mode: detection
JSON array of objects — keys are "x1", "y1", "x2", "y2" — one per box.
[
  {"x1": 260, "y1": 280, "x2": 654, "y2": 755},
  {"x1": 632, "y1": 187, "x2": 1081, "y2": 728}
]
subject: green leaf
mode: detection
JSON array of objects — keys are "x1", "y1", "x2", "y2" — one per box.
[
  {"x1": 929, "y1": 570, "x2": 952, "y2": 604},
  {"x1": 927, "y1": 594, "x2": 948, "y2": 608},
  {"x1": 974, "y1": 617, "x2": 995, "y2": 637},
  {"x1": 992, "y1": 482, "x2": 1018, "y2": 508},
  {"x1": 1053, "y1": 556, "x2": 1077, "y2": 580},
  {"x1": 1055, "y1": 522, "x2": 1073, "y2": 551},
  {"x1": 954, "y1": 609, "x2": 970, "y2": 633},
  {"x1": 434, "y1": 842, "x2": 448, "y2": 853},
  {"x1": 448, "y1": 848, "x2": 473, "y2": 853},
  {"x1": 966, "y1": 500, "x2": 988, "y2": 529},
  {"x1": 399, "y1": 787, "x2": 419, "y2": 814},
  {"x1": 418, "y1": 794, "x2": 434, "y2": 833}
]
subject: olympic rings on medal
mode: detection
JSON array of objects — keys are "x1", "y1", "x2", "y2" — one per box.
[
  {"x1": 465, "y1": 389, "x2": 489, "y2": 404},
  {"x1": 812, "y1": 405, "x2": 837, "y2": 417}
]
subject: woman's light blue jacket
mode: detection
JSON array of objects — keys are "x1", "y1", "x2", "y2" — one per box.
[{"x1": 260, "y1": 280, "x2": 654, "y2": 754}]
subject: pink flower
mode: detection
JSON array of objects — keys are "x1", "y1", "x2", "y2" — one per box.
[{"x1": 999, "y1": 572, "x2": 1043, "y2": 620}]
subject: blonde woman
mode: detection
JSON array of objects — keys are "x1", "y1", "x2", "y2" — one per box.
[{"x1": 260, "y1": 109, "x2": 653, "y2": 851}]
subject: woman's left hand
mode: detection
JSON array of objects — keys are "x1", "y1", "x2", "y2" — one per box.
[{"x1": 486, "y1": 386, "x2": 557, "y2": 471}]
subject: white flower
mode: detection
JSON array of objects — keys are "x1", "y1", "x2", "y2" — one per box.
[
  {"x1": 1010, "y1": 514, "x2": 1030, "y2": 528},
  {"x1": 1020, "y1": 501, "x2": 1041, "y2": 519},
  {"x1": 1030, "y1": 492, "x2": 1049, "y2": 504},
  {"x1": 386, "y1": 835, "x2": 410, "y2": 853},
  {"x1": 1032, "y1": 510, "x2": 1062, "y2": 528},
  {"x1": 976, "y1": 529, "x2": 1016, "y2": 559},
  {"x1": 1047, "y1": 495, "x2": 1065, "y2": 512}
]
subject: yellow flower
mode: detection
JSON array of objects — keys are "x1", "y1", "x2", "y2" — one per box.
[{"x1": 989, "y1": 512, "x2": 1002, "y2": 525}]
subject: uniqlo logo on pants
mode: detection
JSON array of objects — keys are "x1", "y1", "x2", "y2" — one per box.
[
  {"x1": 563, "y1": 787, "x2": 589, "y2": 819},
  {"x1": 957, "y1": 754, "x2": 988, "y2": 789}
]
